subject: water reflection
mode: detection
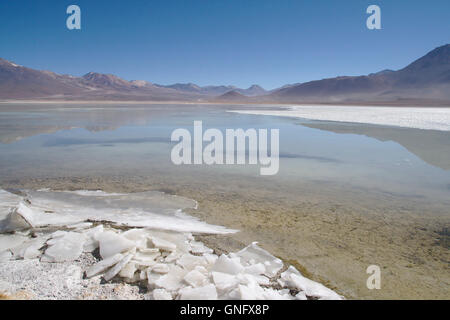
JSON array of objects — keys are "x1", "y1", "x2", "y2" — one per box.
[{"x1": 301, "y1": 121, "x2": 450, "y2": 171}]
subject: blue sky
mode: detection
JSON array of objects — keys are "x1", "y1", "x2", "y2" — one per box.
[{"x1": 0, "y1": 0, "x2": 449, "y2": 89}]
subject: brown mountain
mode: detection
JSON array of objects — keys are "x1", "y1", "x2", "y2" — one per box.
[
  {"x1": 268, "y1": 44, "x2": 450, "y2": 104},
  {"x1": 0, "y1": 44, "x2": 449, "y2": 104},
  {"x1": 0, "y1": 58, "x2": 87, "y2": 98},
  {"x1": 213, "y1": 90, "x2": 248, "y2": 102}
]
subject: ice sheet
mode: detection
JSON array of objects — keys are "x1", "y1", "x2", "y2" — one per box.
[
  {"x1": 230, "y1": 106, "x2": 450, "y2": 131},
  {"x1": 0, "y1": 189, "x2": 236, "y2": 234}
]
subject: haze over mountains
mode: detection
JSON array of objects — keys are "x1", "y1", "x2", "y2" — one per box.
[{"x1": 0, "y1": 44, "x2": 449, "y2": 105}]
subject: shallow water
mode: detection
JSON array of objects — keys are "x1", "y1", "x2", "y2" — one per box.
[
  {"x1": 0, "y1": 103, "x2": 449, "y2": 299},
  {"x1": 1, "y1": 103, "x2": 449, "y2": 206}
]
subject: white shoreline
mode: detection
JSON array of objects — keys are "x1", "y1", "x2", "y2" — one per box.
[{"x1": 230, "y1": 105, "x2": 450, "y2": 131}]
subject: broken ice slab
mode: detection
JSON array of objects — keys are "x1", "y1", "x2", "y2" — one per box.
[
  {"x1": 236, "y1": 242, "x2": 283, "y2": 277},
  {"x1": 151, "y1": 263, "x2": 170, "y2": 274},
  {"x1": 11, "y1": 236, "x2": 47, "y2": 260},
  {"x1": 280, "y1": 266, "x2": 342, "y2": 300},
  {"x1": 149, "y1": 236, "x2": 176, "y2": 252},
  {"x1": 183, "y1": 269, "x2": 208, "y2": 288},
  {"x1": 85, "y1": 253, "x2": 124, "y2": 278},
  {"x1": 97, "y1": 231, "x2": 136, "y2": 259},
  {"x1": 177, "y1": 253, "x2": 208, "y2": 270},
  {"x1": 211, "y1": 254, "x2": 245, "y2": 275},
  {"x1": 152, "y1": 289, "x2": 173, "y2": 300},
  {"x1": 189, "y1": 241, "x2": 214, "y2": 254},
  {"x1": 164, "y1": 251, "x2": 181, "y2": 263},
  {"x1": 203, "y1": 253, "x2": 218, "y2": 266},
  {"x1": 244, "y1": 262, "x2": 266, "y2": 275},
  {"x1": 178, "y1": 284, "x2": 218, "y2": 300},
  {"x1": 41, "y1": 232, "x2": 86, "y2": 262},
  {"x1": 146, "y1": 270, "x2": 163, "y2": 289},
  {"x1": 122, "y1": 228, "x2": 152, "y2": 249},
  {"x1": 82, "y1": 225, "x2": 104, "y2": 252},
  {"x1": 0, "y1": 234, "x2": 29, "y2": 252},
  {"x1": 119, "y1": 261, "x2": 138, "y2": 279},
  {"x1": 236, "y1": 273, "x2": 270, "y2": 286},
  {"x1": 0, "y1": 202, "x2": 35, "y2": 233},
  {"x1": 154, "y1": 265, "x2": 188, "y2": 292},
  {"x1": 104, "y1": 253, "x2": 134, "y2": 281},
  {"x1": 133, "y1": 249, "x2": 160, "y2": 267},
  {"x1": 0, "y1": 250, "x2": 12, "y2": 262},
  {"x1": 211, "y1": 271, "x2": 240, "y2": 291}
]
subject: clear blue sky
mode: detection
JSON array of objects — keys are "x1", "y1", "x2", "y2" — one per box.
[{"x1": 0, "y1": 0, "x2": 449, "y2": 89}]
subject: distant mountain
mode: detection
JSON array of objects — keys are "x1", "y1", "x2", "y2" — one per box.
[
  {"x1": 0, "y1": 58, "x2": 87, "y2": 98},
  {"x1": 235, "y1": 85, "x2": 267, "y2": 97},
  {"x1": 81, "y1": 72, "x2": 134, "y2": 91},
  {"x1": 268, "y1": 44, "x2": 450, "y2": 103},
  {"x1": 156, "y1": 83, "x2": 239, "y2": 96},
  {"x1": 0, "y1": 44, "x2": 449, "y2": 104},
  {"x1": 213, "y1": 90, "x2": 248, "y2": 102},
  {"x1": 0, "y1": 61, "x2": 198, "y2": 100}
]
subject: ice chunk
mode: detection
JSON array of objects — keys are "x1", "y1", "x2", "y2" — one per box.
[
  {"x1": 164, "y1": 251, "x2": 181, "y2": 263},
  {"x1": 211, "y1": 271, "x2": 239, "y2": 291},
  {"x1": 295, "y1": 291, "x2": 307, "y2": 300},
  {"x1": 0, "y1": 250, "x2": 12, "y2": 262},
  {"x1": 280, "y1": 266, "x2": 342, "y2": 300},
  {"x1": 104, "y1": 253, "x2": 134, "y2": 281},
  {"x1": 244, "y1": 263, "x2": 266, "y2": 275},
  {"x1": 154, "y1": 265, "x2": 188, "y2": 291},
  {"x1": 119, "y1": 261, "x2": 137, "y2": 279},
  {"x1": 42, "y1": 232, "x2": 86, "y2": 262},
  {"x1": 85, "y1": 253, "x2": 124, "y2": 278},
  {"x1": 122, "y1": 229, "x2": 150, "y2": 249},
  {"x1": 184, "y1": 269, "x2": 208, "y2": 287},
  {"x1": 177, "y1": 254, "x2": 208, "y2": 270},
  {"x1": 0, "y1": 234, "x2": 28, "y2": 252},
  {"x1": 203, "y1": 253, "x2": 218, "y2": 266},
  {"x1": 236, "y1": 242, "x2": 283, "y2": 277},
  {"x1": 151, "y1": 263, "x2": 170, "y2": 274},
  {"x1": 147, "y1": 270, "x2": 163, "y2": 289},
  {"x1": 237, "y1": 273, "x2": 270, "y2": 286},
  {"x1": 261, "y1": 288, "x2": 292, "y2": 300},
  {"x1": 149, "y1": 237, "x2": 176, "y2": 251},
  {"x1": 178, "y1": 284, "x2": 218, "y2": 300},
  {"x1": 152, "y1": 289, "x2": 173, "y2": 300},
  {"x1": 189, "y1": 241, "x2": 214, "y2": 254},
  {"x1": 133, "y1": 250, "x2": 160, "y2": 266},
  {"x1": 97, "y1": 231, "x2": 136, "y2": 259},
  {"x1": 83, "y1": 225, "x2": 104, "y2": 252},
  {"x1": 11, "y1": 237, "x2": 46, "y2": 260},
  {"x1": 211, "y1": 254, "x2": 244, "y2": 275},
  {"x1": 0, "y1": 202, "x2": 35, "y2": 233}
]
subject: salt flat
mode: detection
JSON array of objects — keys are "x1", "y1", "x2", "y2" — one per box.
[{"x1": 231, "y1": 106, "x2": 450, "y2": 131}]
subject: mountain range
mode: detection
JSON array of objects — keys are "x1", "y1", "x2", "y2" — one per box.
[{"x1": 1, "y1": 44, "x2": 449, "y2": 105}]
